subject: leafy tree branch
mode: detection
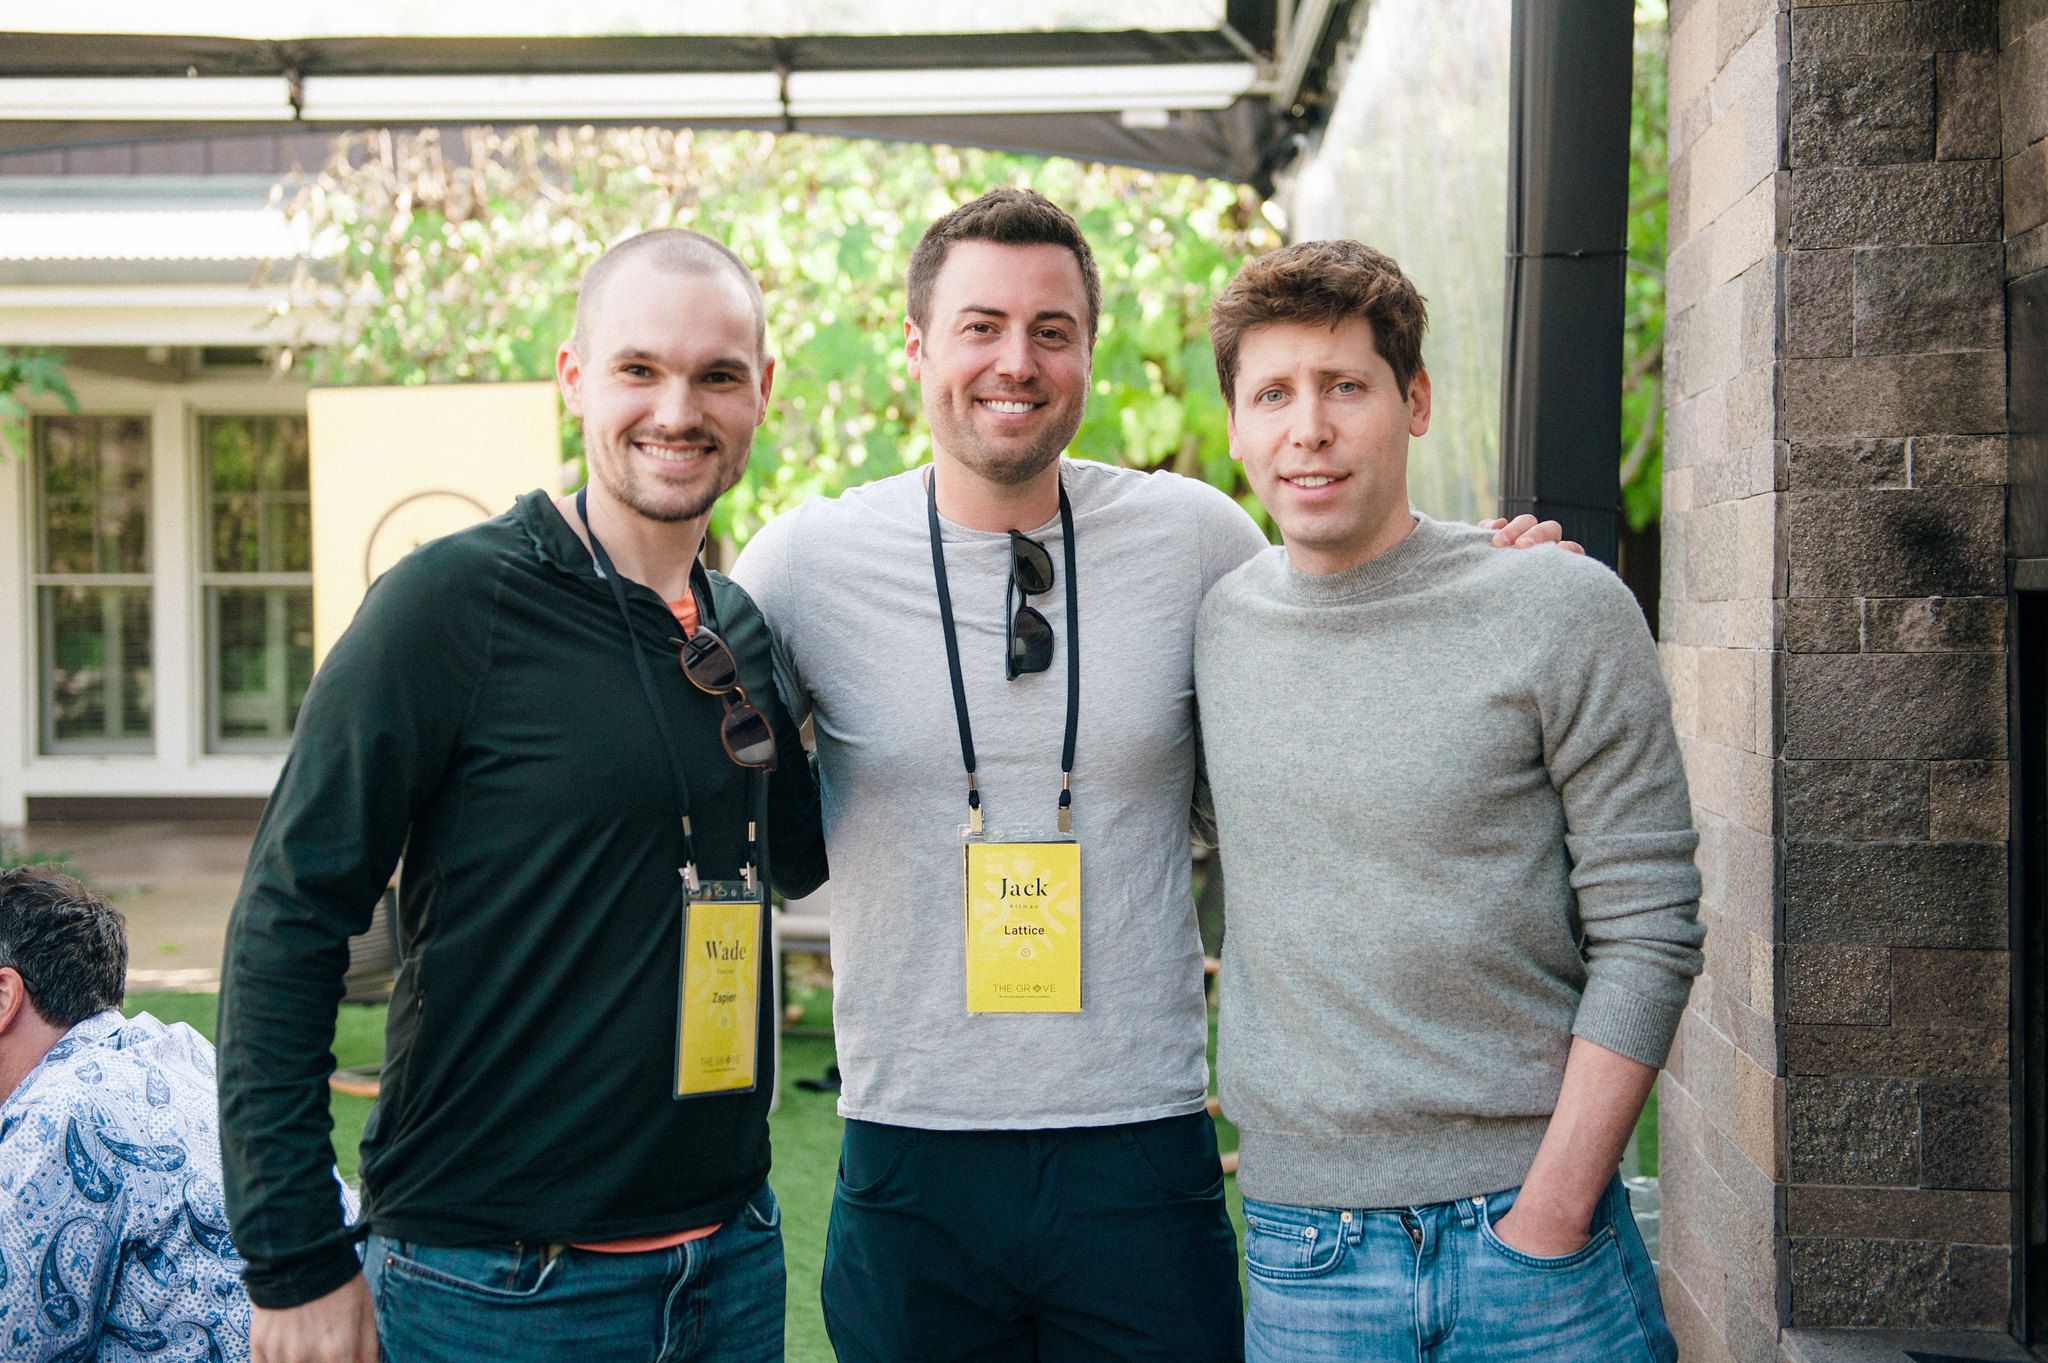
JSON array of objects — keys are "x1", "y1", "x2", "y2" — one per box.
[
  {"x1": 0, "y1": 347, "x2": 78, "y2": 458},
  {"x1": 275, "y1": 128, "x2": 1279, "y2": 544}
]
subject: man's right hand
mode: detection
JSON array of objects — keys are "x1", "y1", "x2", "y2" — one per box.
[{"x1": 251, "y1": 1273, "x2": 379, "y2": 1363}]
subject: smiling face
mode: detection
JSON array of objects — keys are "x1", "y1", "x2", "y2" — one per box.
[
  {"x1": 1228, "y1": 316, "x2": 1432, "y2": 576},
  {"x1": 906, "y1": 239, "x2": 1092, "y2": 489},
  {"x1": 557, "y1": 259, "x2": 773, "y2": 526}
]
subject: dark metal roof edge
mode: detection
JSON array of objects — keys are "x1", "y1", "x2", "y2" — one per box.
[
  {"x1": 0, "y1": 103, "x2": 1284, "y2": 186},
  {"x1": 0, "y1": 29, "x2": 1264, "y2": 77}
]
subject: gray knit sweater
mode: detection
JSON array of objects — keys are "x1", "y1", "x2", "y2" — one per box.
[{"x1": 1194, "y1": 513, "x2": 1703, "y2": 1209}]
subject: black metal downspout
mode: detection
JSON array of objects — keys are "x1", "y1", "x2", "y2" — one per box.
[{"x1": 1498, "y1": 0, "x2": 1635, "y2": 568}]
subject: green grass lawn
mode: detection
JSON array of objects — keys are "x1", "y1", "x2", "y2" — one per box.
[
  {"x1": 130, "y1": 990, "x2": 1649, "y2": 1363},
  {"x1": 773, "y1": 1033, "x2": 844, "y2": 1363},
  {"x1": 1634, "y1": 1084, "x2": 1660, "y2": 1178}
]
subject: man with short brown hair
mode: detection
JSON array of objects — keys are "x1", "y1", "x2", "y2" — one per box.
[
  {"x1": 736, "y1": 186, "x2": 1252, "y2": 1363},
  {"x1": 1197, "y1": 239, "x2": 1700, "y2": 1362}
]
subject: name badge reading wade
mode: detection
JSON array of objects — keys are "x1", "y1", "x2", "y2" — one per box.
[
  {"x1": 964, "y1": 837, "x2": 1081, "y2": 1013},
  {"x1": 675, "y1": 881, "x2": 761, "y2": 1099}
]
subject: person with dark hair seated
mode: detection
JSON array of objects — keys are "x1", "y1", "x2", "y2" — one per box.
[{"x1": 0, "y1": 865, "x2": 254, "y2": 1362}]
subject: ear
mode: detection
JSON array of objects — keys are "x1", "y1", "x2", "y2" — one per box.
[
  {"x1": 1407, "y1": 368, "x2": 1432, "y2": 438},
  {"x1": 1226, "y1": 406, "x2": 1242, "y2": 463},
  {"x1": 755, "y1": 357, "x2": 776, "y2": 428},
  {"x1": 556, "y1": 341, "x2": 585, "y2": 418},
  {"x1": 904, "y1": 317, "x2": 925, "y2": 381},
  {"x1": 0, "y1": 967, "x2": 27, "y2": 1035}
]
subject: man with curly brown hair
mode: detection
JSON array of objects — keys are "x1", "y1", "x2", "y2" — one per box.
[{"x1": 1197, "y1": 239, "x2": 1701, "y2": 1363}]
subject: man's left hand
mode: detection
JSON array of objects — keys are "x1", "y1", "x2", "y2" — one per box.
[
  {"x1": 1488, "y1": 1200, "x2": 1593, "y2": 1258},
  {"x1": 1481, "y1": 515, "x2": 1583, "y2": 555}
]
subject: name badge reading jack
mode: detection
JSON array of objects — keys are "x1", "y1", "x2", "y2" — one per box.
[
  {"x1": 964, "y1": 838, "x2": 1081, "y2": 1013},
  {"x1": 675, "y1": 882, "x2": 761, "y2": 1099}
]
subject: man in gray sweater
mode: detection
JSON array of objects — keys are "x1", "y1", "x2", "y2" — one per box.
[{"x1": 1194, "y1": 240, "x2": 1703, "y2": 1362}]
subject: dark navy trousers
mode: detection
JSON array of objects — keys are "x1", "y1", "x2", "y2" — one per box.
[{"x1": 823, "y1": 1111, "x2": 1244, "y2": 1362}]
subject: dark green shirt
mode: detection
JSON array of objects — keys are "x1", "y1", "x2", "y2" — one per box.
[{"x1": 217, "y1": 491, "x2": 826, "y2": 1310}]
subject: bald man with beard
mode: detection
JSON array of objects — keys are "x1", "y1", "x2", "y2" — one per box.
[{"x1": 216, "y1": 231, "x2": 826, "y2": 1363}]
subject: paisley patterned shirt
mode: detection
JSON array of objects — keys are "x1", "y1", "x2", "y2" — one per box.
[{"x1": 0, "y1": 1010, "x2": 251, "y2": 1362}]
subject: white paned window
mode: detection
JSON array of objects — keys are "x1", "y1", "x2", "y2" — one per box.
[
  {"x1": 33, "y1": 414, "x2": 155, "y2": 754},
  {"x1": 200, "y1": 413, "x2": 313, "y2": 752}
]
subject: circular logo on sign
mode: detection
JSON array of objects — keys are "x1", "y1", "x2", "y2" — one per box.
[{"x1": 362, "y1": 490, "x2": 495, "y2": 586}]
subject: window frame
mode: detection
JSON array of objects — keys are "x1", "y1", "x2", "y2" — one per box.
[
  {"x1": 29, "y1": 412, "x2": 157, "y2": 756},
  {"x1": 195, "y1": 410, "x2": 314, "y2": 755}
]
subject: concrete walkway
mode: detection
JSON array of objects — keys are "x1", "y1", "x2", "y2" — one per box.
[{"x1": 7, "y1": 820, "x2": 256, "y2": 993}]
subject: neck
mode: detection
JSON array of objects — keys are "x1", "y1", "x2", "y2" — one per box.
[
  {"x1": 929, "y1": 449, "x2": 1061, "y2": 533},
  {"x1": 555, "y1": 486, "x2": 706, "y2": 601},
  {"x1": 0, "y1": 1020, "x2": 65, "y2": 1110},
  {"x1": 1285, "y1": 500, "x2": 1419, "y2": 577}
]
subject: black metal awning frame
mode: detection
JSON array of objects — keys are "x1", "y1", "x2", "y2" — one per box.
[{"x1": 0, "y1": 5, "x2": 1357, "y2": 189}]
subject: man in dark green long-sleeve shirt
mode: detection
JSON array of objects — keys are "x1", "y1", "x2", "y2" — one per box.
[{"x1": 217, "y1": 230, "x2": 826, "y2": 1363}]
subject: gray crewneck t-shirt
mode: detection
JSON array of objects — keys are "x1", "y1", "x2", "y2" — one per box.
[
  {"x1": 734, "y1": 459, "x2": 1268, "y2": 1128},
  {"x1": 1195, "y1": 513, "x2": 1704, "y2": 1209}
]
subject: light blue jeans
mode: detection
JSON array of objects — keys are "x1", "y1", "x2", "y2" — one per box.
[
  {"x1": 1242, "y1": 1175, "x2": 1674, "y2": 1362},
  {"x1": 363, "y1": 1183, "x2": 785, "y2": 1362}
]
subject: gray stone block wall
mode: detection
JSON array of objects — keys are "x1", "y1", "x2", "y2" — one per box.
[
  {"x1": 1779, "y1": 0, "x2": 2013, "y2": 1331},
  {"x1": 1662, "y1": 0, "x2": 2018, "y2": 1356}
]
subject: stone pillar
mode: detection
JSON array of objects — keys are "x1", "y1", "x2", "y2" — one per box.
[
  {"x1": 1659, "y1": 1, "x2": 1787, "y2": 1356},
  {"x1": 1659, "y1": 1, "x2": 2014, "y2": 1359},
  {"x1": 2009, "y1": 0, "x2": 2048, "y2": 544}
]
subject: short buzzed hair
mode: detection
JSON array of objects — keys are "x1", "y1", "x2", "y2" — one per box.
[
  {"x1": 572, "y1": 229, "x2": 767, "y2": 359},
  {"x1": 1209, "y1": 239, "x2": 1430, "y2": 406},
  {"x1": 0, "y1": 866, "x2": 126, "y2": 1028},
  {"x1": 907, "y1": 188, "x2": 1103, "y2": 340}
]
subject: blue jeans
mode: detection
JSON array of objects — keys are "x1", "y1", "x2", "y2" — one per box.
[
  {"x1": 363, "y1": 1182, "x2": 785, "y2": 1362},
  {"x1": 1242, "y1": 1175, "x2": 1674, "y2": 1363}
]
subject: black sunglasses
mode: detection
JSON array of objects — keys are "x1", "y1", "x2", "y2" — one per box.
[
  {"x1": 1006, "y1": 530, "x2": 1055, "y2": 680},
  {"x1": 671, "y1": 627, "x2": 778, "y2": 770}
]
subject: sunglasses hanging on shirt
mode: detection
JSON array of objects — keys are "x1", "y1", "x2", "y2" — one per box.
[
  {"x1": 673, "y1": 628, "x2": 779, "y2": 771},
  {"x1": 1006, "y1": 530, "x2": 1057, "y2": 679}
]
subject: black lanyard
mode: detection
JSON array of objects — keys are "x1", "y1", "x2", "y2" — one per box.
[
  {"x1": 925, "y1": 468, "x2": 1081, "y2": 835},
  {"x1": 576, "y1": 486, "x2": 758, "y2": 893}
]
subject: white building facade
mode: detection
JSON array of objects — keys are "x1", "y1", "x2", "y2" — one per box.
[{"x1": 0, "y1": 158, "x2": 315, "y2": 826}]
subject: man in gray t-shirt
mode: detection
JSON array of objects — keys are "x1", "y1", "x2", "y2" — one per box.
[
  {"x1": 735, "y1": 193, "x2": 1569, "y2": 1363},
  {"x1": 736, "y1": 187, "x2": 1257, "y2": 1363}
]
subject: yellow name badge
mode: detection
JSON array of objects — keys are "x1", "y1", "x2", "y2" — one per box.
[
  {"x1": 675, "y1": 896, "x2": 761, "y2": 1098},
  {"x1": 964, "y1": 839, "x2": 1081, "y2": 1013}
]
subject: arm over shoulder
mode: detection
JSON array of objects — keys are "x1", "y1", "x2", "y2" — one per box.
[
  {"x1": 730, "y1": 507, "x2": 813, "y2": 727},
  {"x1": 1526, "y1": 557, "x2": 1704, "y2": 1069},
  {"x1": 709, "y1": 570, "x2": 827, "y2": 901},
  {"x1": 217, "y1": 536, "x2": 496, "y2": 1309},
  {"x1": 1180, "y1": 477, "x2": 1271, "y2": 595}
]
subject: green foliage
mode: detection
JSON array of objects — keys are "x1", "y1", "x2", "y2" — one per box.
[
  {"x1": 277, "y1": 129, "x2": 1278, "y2": 544},
  {"x1": 1624, "y1": 3, "x2": 1670, "y2": 532},
  {"x1": 0, "y1": 346, "x2": 79, "y2": 459}
]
